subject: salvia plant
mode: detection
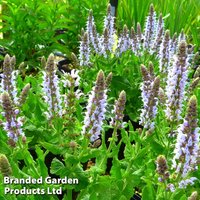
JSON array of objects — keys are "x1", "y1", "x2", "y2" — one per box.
[{"x1": 0, "y1": 3, "x2": 200, "y2": 200}]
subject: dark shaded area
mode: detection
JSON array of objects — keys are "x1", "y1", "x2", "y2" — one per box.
[{"x1": 57, "y1": 58, "x2": 71, "y2": 73}]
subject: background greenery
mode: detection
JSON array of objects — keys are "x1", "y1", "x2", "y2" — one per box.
[
  {"x1": 0, "y1": 0, "x2": 108, "y2": 67},
  {"x1": 117, "y1": 0, "x2": 200, "y2": 49},
  {"x1": 0, "y1": 0, "x2": 199, "y2": 67}
]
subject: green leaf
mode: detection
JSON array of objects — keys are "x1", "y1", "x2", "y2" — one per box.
[
  {"x1": 65, "y1": 153, "x2": 79, "y2": 165},
  {"x1": 142, "y1": 183, "x2": 156, "y2": 200},
  {"x1": 50, "y1": 158, "x2": 66, "y2": 176},
  {"x1": 119, "y1": 195, "x2": 127, "y2": 200},
  {"x1": 41, "y1": 142, "x2": 62, "y2": 155},
  {"x1": 52, "y1": 117, "x2": 63, "y2": 135},
  {"x1": 171, "y1": 189, "x2": 186, "y2": 200},
  {"x1": 0, "y1": 140, "x2": 12, "y2": 155},
  {"x1": 35, "y1": 146, "x2": 48, "y2": 177},
  {"x1": 180, "y1": 195, "x2": 187, "y2": 200},
  {"x1": 150, "y1": 140, "x2": 165, "y2": 154},
  {"x1": 110, "y1": 158, "x2": 122, "y2": 179}
]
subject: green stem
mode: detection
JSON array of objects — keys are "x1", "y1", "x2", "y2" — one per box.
[
  {"x1": 18, "y1": 139, "x2": 40, "y2": 178},
  {"x1": 66, "y1": 189, "x2": 72, "y2": 200},
  {"x1": 98, "y1": 126, "x2": 118, "y2": 171},
  {"x1": 107, "y1": 126, "x2": 118, "y2": 154}
]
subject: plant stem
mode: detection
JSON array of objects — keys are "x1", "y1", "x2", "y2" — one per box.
[{"x1": 66, "y1": 189, "x2": 72, "y2": 200}]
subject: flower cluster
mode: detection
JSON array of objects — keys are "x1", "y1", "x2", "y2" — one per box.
[
  {"x1": 0, "y1": 55, "x2": 30, "y2": 147},
  {"x1": 79, "y1": 4, "x2": 188, "y2": 67},
  {"x1": 1, "y1": 92, "x2": 25, "y2": 146},
  {"x1": 139, "y1": 64, "x2": 160, "y2": 132},
  {"x1": 0, "y1": 54, "x2": 18, "y2": 104},
  {"x1": 102, "y1": 4, "x2": 115, "y2": 53},
  {"x1": 130, "y1": 27, "x2": 139, "y2": 54},
  {"x1": 116, "y1": 25, "x2": 130, "y2": 56},
  {"x1": 82, "y1": 70, "x2": 107, "y2": 142},
  {"x1": 110, "y1": 90, "x2": 126, "y2": 129},
  {"x1": 18, "y1": 83, "x2": 31, "y2": 107},
  {"x1": 152, "y1": 13, "x2": 164, "y2": 53},
  {"x1": 79, "y1": 31, "x2": 91, "y2": 66},
  {"x1": 155, "y1": 96, "x2": 199, "y2": 192},
  {"x1": 42, "y1": 53, "x2": 62, "y2": 119},
  {"x1": 62, "y1": 69, "x2": 82, "y2": 117},
  {"x1": 143, "y1": 4, "x2": 157, "y2": 50},
  {"x1": 86, "y1": 10, "x2": 95, "y2": 42},
  {"x1": 172, "y1": 95, "x2": 199, "y2": 178},
  {"x1": 156, "y1": 155, "x2": 170, "y2": 182},
  {"x1": 159, "y1": 30, "x2": 171, "y2": 77},
  {"x1": 165, "y1": 41, "x2": 189, "y2": 123}
]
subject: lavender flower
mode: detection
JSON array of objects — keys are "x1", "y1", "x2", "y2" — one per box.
[
  {"x1": 62, "y1": 69, "x2": 82, "y2": 107},
  {"x1": 116, "y1": 25, "x2": 130, "y2": 56},
  {"x1": 169, "y1": 32, "x2": 178, "y2": 58},
  {"x1": 178, "y1": 29, "x2": 186, "y2": 43},
  {"x1": 188, "y1": 77, "x2": 200, "y2": 96},
  {"x1": 79, "y1": 32, "x2": 90, "y2": 66},
  {"x1": 105, "y1": 72, "x2": 113, "y2": 88},
  {"x1": 137, "y1": 22, "x2": 142, "y2": 46},
  {"x1": 152, "y1": 13, "x2": 164, "y2": 53},
  {"x1": 143, "y1": 4, "x2": 157, "y2": 50},
  {"x1": 139, "y1": 64, "x2": 160, "y2": 132},
  {"x1": 156, "y1": 155, "x2": 170, "y2": 181},
  {"x1": 18, "y1": 83, "x2": 30, "y2": 107},
  {"x1": 178, "y1": 177, "x2": 197, "y2": 189},
  {"x1": 86, "y1": 10, "x2": 95, "y2": 41},
  {"x1": 100, "y1": 28, "x2": 112, "y2": 57},
  {"x1": 82, "y1": 70, "x2": 107, "y2": 142},
  {"x1": 165, "y1": 41, "x2": 189, "y2": 122},
  {"x1": 1, "y1": 92, "x2": 25, "y2": 146},
  {"x1": 0, "y1": 54, "x2": 18, "y2": 104},
  {"x1": 99, "y1": 3, "x2": 116, "y2": 56},
  {"x1": 172, "y1": 95, "x2": 199, "y2": 178},
  {"x1": 130, "y1": 27, "x2": 138, "y2": 54},
  {"x1": 42, "y1": 54, "x2": 62, "y2": 119},
  {"x1": 166, "y1": 183, "x2": 175, "y2": 192},
  {"x1": 61, "y1": 69, "x2": 82, "y2": 126},
  {"x1": 85, "y1": 10, "x2": 102, "y2": 54},
  {"x1": 103, "y1": 4, "x2": 115, "y2": 52},
  {"x1": 159, "y1": 30, "x2": 171, "y2": 76},
  {"x1": 91, "y1": 24, "x2": 101, "y2": 54},
  {"x1": 110, "y1": 91, "x2": 126, "y2": 128}
]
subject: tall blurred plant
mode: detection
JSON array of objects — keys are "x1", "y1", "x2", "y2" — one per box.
[{"x1": 117, "y1": 0, "x2": 200, "y2": 48}]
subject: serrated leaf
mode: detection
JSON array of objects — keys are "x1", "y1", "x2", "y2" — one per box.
[{"x1": 110, "y1": 158, "x2": 122, "y2": 179}]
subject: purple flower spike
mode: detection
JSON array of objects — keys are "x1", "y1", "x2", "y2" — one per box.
[
  {"x1": 165, "y1": 41, "x2": 189, "y2": 122},
  {"x1": 79, "y1": 32, "x2": 91, "y2": 66},
  {"x1": 172, "y1": 95, "x2": 199, "y2": 178},
  {"x1": 82, "y1": 70, "x2": 107, "y2": 142},
  {"x1": 42, "y1": 54, "x2": 62, "y2": 119},
  {"x1": 1, "y1": 92, "x2": 25, "y2": 146},
  {"x1": 139, "y1": 64, "x2": 160, "y2": 132}
]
